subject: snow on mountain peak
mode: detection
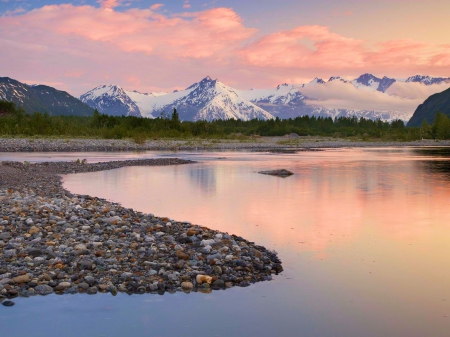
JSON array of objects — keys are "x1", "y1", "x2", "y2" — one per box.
[
  {"x1": 79, "y1": 73, "x2": 450, "y2": 123},
  {"x1": 405, "y1": 75, "x2": 450, "y2": 85},
  {"x1": 328, "y1": 76, "x2": 349, "y2": 83},
  {"x1": 80, "y1": 84, "x2": 141, "y2": 117}
]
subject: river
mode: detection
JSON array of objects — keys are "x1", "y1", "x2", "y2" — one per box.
[{"x1": 2, "y1": 147, "x2": 450, "y2": 336}]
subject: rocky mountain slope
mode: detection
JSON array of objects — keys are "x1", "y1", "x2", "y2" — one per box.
[{"x1": 0, "y1": 77, "x2": 93, "y2": 116}]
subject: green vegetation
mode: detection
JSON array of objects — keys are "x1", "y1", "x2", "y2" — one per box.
[
  {"x1": 1, "y1": 100, "x2": 446, "y2": 142},
  {"x1": 407, "y1": 86, "x2": 450, "y2": 127}
]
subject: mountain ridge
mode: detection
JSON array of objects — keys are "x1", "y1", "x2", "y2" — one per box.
[
  {"x1": 0, "y1": 77, "x2": 93, "y2": 116},
  {"x1": 407, "y1": 87, "x2": 450, "y2": 126},
  {"x1": 80, "y1": 73, "x2": 450, "y2": 123}
]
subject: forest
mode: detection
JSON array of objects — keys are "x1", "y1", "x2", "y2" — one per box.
[{"x1": 0, "y1": 100, "x2": 447, "y2": 142}]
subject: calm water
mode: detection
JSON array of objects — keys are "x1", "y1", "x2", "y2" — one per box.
[{"x1": 2, "y1": 148, "x2": 450, "y2": 337}]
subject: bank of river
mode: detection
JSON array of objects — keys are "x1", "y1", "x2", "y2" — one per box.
[
  {"x1": 0, "y1": 159, "x2": 282, "y2": 305},
  {"x1": 0, "y1": 136, "x2": 449, "y2": 152}
]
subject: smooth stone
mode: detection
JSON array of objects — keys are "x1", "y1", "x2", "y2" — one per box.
[
  {"x1": 87, "y1": 287, "x2": 98, "y2": 294},
  {"x1": 181, "y1": 281, "x2": 194, "y2": 291},
  {"x1": 34, "y1": 284, "x2": 53, "y2": 295},
  {"x1": 28, "y1": 226, "x2": 40, "y2": 235},
  {"x1": 196, "y1": 275, "x2": 212, "y2": 285},
  {"x1": 239, "y1": 281, "x2": 251, "y2": 287},
  {"x1": 0, "y1": 233, "x2": 11, "y2": 240},
  {"x1": 74, "y1": 244, "x2": 87, "y2": 251},
  {"x1": 54, "y1": 282, "x2": 71, "y2": 291},
  {"x1": 212, "y1": 279, "x2": 225, "y2": 288},
  {"x1": 77, "y1": 282, "x2": 89, "y2": 291},
  {"x1": 2, "y1": 300, "x2": 14, "y2": 307},
  {"x1": 12, "y1": 274, "x2": 31, "y2": 284}
]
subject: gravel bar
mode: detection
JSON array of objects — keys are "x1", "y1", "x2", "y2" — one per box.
[
  {"x1": 0, "y1": 159, "x2": 283, "y2": 304},
  {"x1": 1, "y1": 137, "x2": 450, "y2": 152}
]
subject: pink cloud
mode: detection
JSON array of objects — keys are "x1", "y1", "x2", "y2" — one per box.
[
  {"x1": 0, "y1": 4, "x2": 449, "y2": 97},
  {"x1": 5, "y1": 5, "x2": 255, "y2": 59},
  {"x1": 240, "y1": 26, "x2": 450, "y2": 77},
  {"x1": 98, "y1": 0, "x2": 122, "y2": 9},
  {"x1": 150, "y1": 4, "x2": 164, "y2": 10}
]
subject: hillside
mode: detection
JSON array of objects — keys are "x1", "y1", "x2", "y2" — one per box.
[
  {"x1": 0, "y1": 77, "x2": 93, "y2": 116},
  {"x1": 407, "y1": 87, "x2": 450, "y2": 126}
]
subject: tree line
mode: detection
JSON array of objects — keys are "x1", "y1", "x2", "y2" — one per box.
[{"x1": 1, "y1": 100, "x2": 449, "y2": 141}]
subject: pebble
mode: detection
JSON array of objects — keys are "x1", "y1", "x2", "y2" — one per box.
[
  {"x1": 0, "y1": 137, "x2": 442, "y2": 153},
  {"x1": 0, "y1": 158, "x2": 283, "y2": 303}
]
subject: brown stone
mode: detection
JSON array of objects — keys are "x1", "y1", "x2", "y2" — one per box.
[
  {"x1": 28, "y1": 226, "x2": 40, "y2": 235},
  {"x1": 45, "y1": 241, "x2": 56, "y2": 246},
  {"x1": 13, "y1": 274, "x2": 31, "y2": 284},
  {"x1": 181, "y1": 281, "x2": 194, "y2": 291},
  {"x1": 175, "y1": 251, "x2": 189, "y2": 260},
  {"x1": 186, "y1": 229, "x2": 197, "y2": 237}
]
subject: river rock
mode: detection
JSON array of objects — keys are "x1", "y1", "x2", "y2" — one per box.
[
  {"x1": 34, "y1": 284, "x2": 54, "y2": 295},
  {"x1": 13, "y1": 274, "x2": 31, "y2": 284},
  {"x1": 258, "y1": 169, "x2": 294, "y2": 177},
  {"x1": 196, "y1": 275, "x2": 212, "y2": 285}
]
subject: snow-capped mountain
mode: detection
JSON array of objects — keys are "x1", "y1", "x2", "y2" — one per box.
[
  {"x1": 405, "y1": 75, "x2": 450, "y2": 85},
  {"x1": 80, "y1": 73, "x2": 450, "y2": 123},
  {"x1": 328, "y1": 76, "x2": 349, "y2": 83},
  {"x1": 240, "y1": 80, "x2": 410, "y2": 122},
  {"x1": 82, "y1": 77, "x2": 274, "y2": 121},
  {"x1": 350, "y1": 74, "x2": 396, "y2": 93},
  {"x1": 80, "y1": 85, "x2": 141, "y2": 117},
  {"x1": 301, "y1": 78, "x2": 326, "y2": 87}
]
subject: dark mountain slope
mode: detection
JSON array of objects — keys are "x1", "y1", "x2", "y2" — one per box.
[
  {"x1": 407, "y1": 87, "x2": 450, "y2": 126},
  {"x1": 0, "y1": 77, "x2": 93, "y2": 116}
]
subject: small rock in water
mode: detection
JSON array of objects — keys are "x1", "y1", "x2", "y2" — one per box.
[
  {"x1": 258, "y1": 169, "x2": 294, "y2": 177},
  {"x1": 2, "y1": 300, "x2": 15, "y2": 307}
]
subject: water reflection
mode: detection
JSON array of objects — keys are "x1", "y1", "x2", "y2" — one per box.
[
  {"x1": 188, "y1": 165, "x2": 217, "y2": 194},
  {"x1": 3, "y1": 148, "x2": 450, "y2": 337}
]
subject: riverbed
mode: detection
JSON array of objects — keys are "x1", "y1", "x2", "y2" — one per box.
[{"x1": 2, "y1": 147, "x2": 450, "y2": 336}]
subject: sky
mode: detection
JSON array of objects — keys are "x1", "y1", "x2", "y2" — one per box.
[{"x1": 1, "y1": 0, "x2": 450, "y2": 96}]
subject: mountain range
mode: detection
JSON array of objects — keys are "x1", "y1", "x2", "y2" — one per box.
[
  {"x1": 0, "y1": 77, "x2": 93, "y2": 116},
  {"x1": 1, "y1": 74, "x2": 449, "y2": 123},
  {"x1": 80, "y1": 74, "x2": 450, "y2": 122}
]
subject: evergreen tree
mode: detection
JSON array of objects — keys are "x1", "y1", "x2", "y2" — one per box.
[
  {"x1": 420, "y1": 119, "x2": 432, "y2": 139},
  {"x1": 171, "y1": 108, "x2": 179, "y2": 122}
]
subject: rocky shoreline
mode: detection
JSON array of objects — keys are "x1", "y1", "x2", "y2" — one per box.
[
  {"x1": 0, "y1": 159, "x2": 283, "y2": 305},
  {"x1": 0, "y1": 137, "x2": 449, "y2": 152}
]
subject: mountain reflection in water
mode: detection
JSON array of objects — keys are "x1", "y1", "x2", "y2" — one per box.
[{"x1": 3, "y1": 147, "x2": 450, "y2": 337}]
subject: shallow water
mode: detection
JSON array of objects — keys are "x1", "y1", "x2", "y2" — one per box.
[{"x1": 2, "y1": 147, "x2": 450, "y2": 336}]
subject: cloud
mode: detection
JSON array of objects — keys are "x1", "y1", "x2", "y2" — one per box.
[
  {"x1": 385, "y1": 81, "x2": 450, "y2": 100},
  {"x1": 150, "y1": 3, "x2": 163, "y2": 10},
  {"x1": 98, "y1": 0, "x2": 122, "y2": 8},
  {"x1": 300, "y1": 81, "x2": 446, "y2": 113},
  {"x1": 3, "y1": 5, "x2": 255, "y2": 59},
  {"x1": 0, "y1": 4, "x2": 257, "y2": 94},
  {"x1": 0, "y1": 3, "x2": 449, "y2": 100},
  {"x1": 3, "y1": 7, "x2": 26, "y2": 16},
  {"x1": 240, "y1": 26, "x2": 450, "y2": 77}
]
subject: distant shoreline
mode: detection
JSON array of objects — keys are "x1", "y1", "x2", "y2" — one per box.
[{"x1": 0, "y1": 137, "x2": 450, "y2": 152}]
